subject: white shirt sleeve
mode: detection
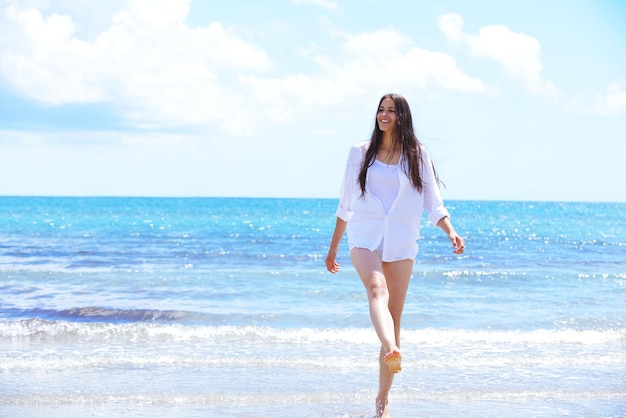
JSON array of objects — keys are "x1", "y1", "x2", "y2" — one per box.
[
  {"x1": 335, "y1": 143, "x2": 365, "y2": 222},
  {"x1": 420, "y1": 147, "x2": 450, "y2": 226}
]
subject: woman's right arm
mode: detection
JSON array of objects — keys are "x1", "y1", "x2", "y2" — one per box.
[
  {"x1": 325, "y1": 217, "x2": 347, "y2": 273},
  {"x1": 326, "y1": 143, "x2": 361, "y2": 273}
]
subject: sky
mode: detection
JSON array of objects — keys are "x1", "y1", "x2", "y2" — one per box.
[{"x1": 0, "y1": 0, "x2": 625, "y2": 202}]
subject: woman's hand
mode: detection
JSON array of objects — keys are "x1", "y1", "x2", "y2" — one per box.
[
  {"x1": 437, "y1": 216, "x2": 465, "y2": 255},
  {"x1": 449, "y1": 232, "x2": 465, "y2": 254},
  {"x1": 326, "y1": 218, "x2": 347, "y2": 274},
  {"x1": 325, "y1": 249, "x2": 341, "y2": 274}
]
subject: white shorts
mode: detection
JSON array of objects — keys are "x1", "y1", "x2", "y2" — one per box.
[{"x1": 349, "y1": 238, "x2": 384, "y2": 256}]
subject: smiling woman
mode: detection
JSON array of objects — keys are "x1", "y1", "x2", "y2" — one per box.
[{"x1": 326, "y1": 93, "x2": 464, "y2": 417}]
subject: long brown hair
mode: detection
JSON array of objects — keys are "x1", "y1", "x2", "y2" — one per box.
[{"x1": 358, "y1": 93, "x2": 441, "y2": 195}]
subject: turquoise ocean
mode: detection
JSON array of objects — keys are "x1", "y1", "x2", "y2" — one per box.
[{"x1": 0, "y1": 197, "x2": 624, "y2": 417}]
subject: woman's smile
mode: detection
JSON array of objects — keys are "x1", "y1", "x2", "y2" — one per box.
[{"x1": 377, "y1": 97, "x2": 397, "y2": 131}]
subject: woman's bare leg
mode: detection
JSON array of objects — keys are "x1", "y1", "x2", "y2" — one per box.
[
  {"x1": 350, "y1": 248, "x2": 413, "y2": 417},
  {"x1": 350, "y1": 249, "x2": 398, "y2": 355},
  {"x1": 375, "y1": 258, "x2": 413, "y2": 417}
]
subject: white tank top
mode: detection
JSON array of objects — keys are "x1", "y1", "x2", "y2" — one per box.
[{"x1": 368, "y1": 159, "x2": 400, "y2": 214}]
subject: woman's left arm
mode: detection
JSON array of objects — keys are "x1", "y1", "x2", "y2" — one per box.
[{"x1": 437, "y1": 216, "x2": 465, "y2": 254}]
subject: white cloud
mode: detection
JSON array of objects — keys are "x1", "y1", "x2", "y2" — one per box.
[
  {"x1": 592, "y1": 82, "x2": 626, "y2": 115},
  {"x1": 241, "y1": 28, "x2": 494, "y2": 117},
  {"x1": 1, "y1": 5, "x2": 109, "y2": 103},
  {"x1": 438, "y1": 12, "x2": 464, "y2": 41},
  {"x1": 439, "y1": 13, "x2": 558, "y2": 99},
  {"x1": 0, "y1": 0, "x2": 274, "y2": 135},
  {"x1": 337, "y1": 28, "x2": 494, "y2": 94},
  {"x1": 0, "y1": 3, "x2": 493, "y2": 137},
  {"x1": 565, "y1": 82, "x2": 626, "y2": 116}
]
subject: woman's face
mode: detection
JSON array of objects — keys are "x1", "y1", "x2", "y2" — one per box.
[{"x1": 377, "y1": 97, "x2": 397, "y2": 132}]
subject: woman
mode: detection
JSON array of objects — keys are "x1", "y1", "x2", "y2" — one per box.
[{"x1": 325, "y1": 93, "x2": 464, "y2": 417}]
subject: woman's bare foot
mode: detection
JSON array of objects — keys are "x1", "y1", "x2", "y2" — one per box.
[
  {"x1": 376, "y1": 393, "x2": 390, "y2": 418},
  {"x1": 384, "y1": 350, "x2": 402, "y2": 374}
]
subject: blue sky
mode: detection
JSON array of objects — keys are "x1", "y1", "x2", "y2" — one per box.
[{"x1": 0, "y1": 0, "x2": 624, "y2": 202}]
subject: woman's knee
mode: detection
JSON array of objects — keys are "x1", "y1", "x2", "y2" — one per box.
[{"x1": 367, "y1": 273, "x2": 389, "y2": 299}]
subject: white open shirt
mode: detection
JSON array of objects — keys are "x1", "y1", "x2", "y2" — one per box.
[{"x1": 335, "y1": 141, "x2": 450, "y2": 262}]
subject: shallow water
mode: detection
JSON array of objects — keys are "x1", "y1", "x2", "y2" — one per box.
[{"x1": 1, "y1": 197, "x2": 625, "y2": 417}]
